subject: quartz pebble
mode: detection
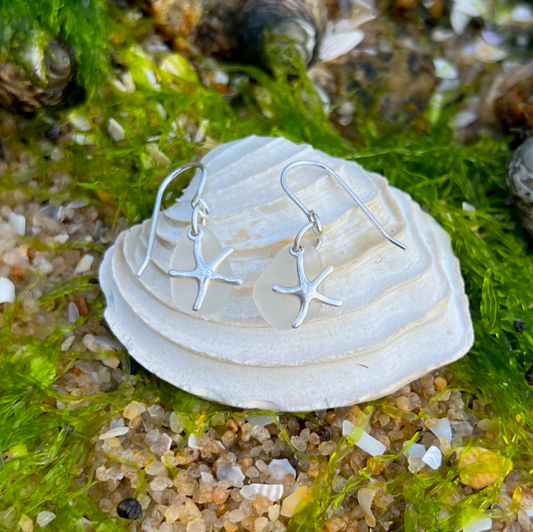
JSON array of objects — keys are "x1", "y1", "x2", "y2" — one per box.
[
  {"x1": 268, "y1": 459, "x2": 296, "y2": 480},
  {"x1": 342, "y1": 420, "x2": 386, "y2": 457},
  {"x1": 75, "y1": 254, "x2": 94, "y2": 273},
  {"x1": 8, "y1": 212, "x2": 26, "y2": 236},
  {"x1": 464, "y1": 518, "x2": 492, "y2": 532},
  {"x1": 36, "y1": 511, "x2": 56, "y2": 528},
  {"x1": 216, "y1": 464, "x2": 245, "y2": 487},
  {"x1": 107, "y1": 118, "x2": 125, "y2": 141},
  {"x1": 0, "y1": 277, "x2": 16, "y2": 304},
  {"x1": 99, "y1": 426, "x2": 129, "y2": 439},
  {"x1": 280, "y1": 486, "x2": 307, "y2": 518},
  {"x1": 426, "y1": 418, "x2": 452, "y2": 443},
  {"x1": 358, "y1": 487, "x2": 376, "y2": 527},
  {"x1": 422, "y1": 446, "x2": 443, "y2": 469}
]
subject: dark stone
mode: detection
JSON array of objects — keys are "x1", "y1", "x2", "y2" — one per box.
[
  {"x1": 117, "y1": 498, "x2": 142, "y2": 520},
  {"x1": 128, "y1": 355, "x2": 142, "y2": 376},
  {"x1": 88, "y1": 278, "x2": 99, "y2": 284},
  {"x1": 446, "y1": 451, "x2": 457, "y2": 467},
  {"x1": 514, "y1": 320, "x2": 526, "y2": 333},
  {"x1": 45, "y1": 124, "x2": 62, "y2": 140},
  {"x1": 317, "y1": 426, "x2": 332, "y2": 441}
]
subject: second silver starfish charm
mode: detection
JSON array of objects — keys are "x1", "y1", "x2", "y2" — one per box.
[
  {"x1": 272, "y1": 246, "x2": 343, "y2": 329},
  {"x1": 169, "y1": 228, "x2": 243, "y2": 311}
]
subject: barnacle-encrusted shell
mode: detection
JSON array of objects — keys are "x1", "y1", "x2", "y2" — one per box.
[{"x1": 100, "y1": 135, "x2": 474, "y2": 411}]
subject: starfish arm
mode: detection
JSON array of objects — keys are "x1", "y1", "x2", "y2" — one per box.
[
  {"x1": 272, "y1": 284, "x2": 297, "y2": 295},
  {"x1": 209, "y1": 247, "x2": 234, "y2": 269},
  {"x1": 192, "y1": 278, "x2": 210, "y2": 311},
  {"x1": 292, "y1": 297, "x2": 312, "y2": 328},
  {"x1": 169, "y1": 269, "x2": 198, "y2": 279},
  {"x1": 313, "y1": 265, "x2": 335, "y2": 286},
  {"x1": 316, "y1": 293, "x2": 343, "y2": 307},
  {"x1": 213, "y1": 272, "x2": 243, "y2": 286}
]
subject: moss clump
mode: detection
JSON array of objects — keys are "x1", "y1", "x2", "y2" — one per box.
[{"x1": 0, "y1": 0, "x2": 113, "y2": 98}]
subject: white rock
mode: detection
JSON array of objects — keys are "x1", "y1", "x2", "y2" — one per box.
[
  {"x1": 107, "y1": 118, "x2": 125, "y2": 142},
  {"x1": 99, "y1": 426, "x2": 129, "y2": 439},
  {"x1": 319, "y1": 30, "x2": 364, "y2": 62},
  {"x1": 464, "y1": 518, "x2": 492, "y2": 532},
  {"x1": 247, "y1": 415, "x2": 275, "y2": 427},
  {"x1": 241, "y1": 483, "x2": 284, "y2": 501},
  {"x1": 36, "y1": 511, "x2": 56, "y2": 528},
  {"x1": 0, "y1": 278, "x2": 15, "y2": 304},
  {"x1": 188, "y1": 433, "x2": 201, "y2": 450},
  {"x1": 434, "y1": 58, "x2": 459, "y2": 80},
  {"x1": 75, "y1": 255, "x2": 94, "y2": 273},
  {"x1": 99, "y1": 135, "x2": 474, "y2": 411},
  {"x1": 61, "y1": 335, "x2": 76, "y2": 351},
  {"x1": 422, "y1": 446, "x2": 442, "y2": 469},
  {"x1": 268, "y1": 459, "x2": 296, "y2": 480},
  {"x1": 474, "y1": 39, "x2": 507, "y2": 63},
  {"x1": 68, "y1": 302, "x2": 80, "y2": 323},
  {"x1": 512, "y1": 4, "x2": 533, "y2": 23},
  {"x1": 69, "y1": 112, "x2": 91, "y2": 131},
  {"x1": 454, "y1": 110, "x2": 477, "y2": 128},
  {"x1": 343, "y1": 420, "x2": 386, "y2": 456},
  {"x1": 403, "y1": 442, "x2": 426, "y2": 457},
  {"x1": 216, "y1": 464, "x2": 245, "y2": 487},
  {"x1": 8, "y1": 212, "x2": 26, "y2": 236},
  {"x1": 428, "y1": 418, "x2": 452, "y2": 443},
  {"x1": 450, "y1": 10, "x2": 472, "y2": 34}
]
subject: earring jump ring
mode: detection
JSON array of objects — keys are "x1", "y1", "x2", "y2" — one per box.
[{"x1": 280, "y1": 160, "x2": 408, "y2": 252}]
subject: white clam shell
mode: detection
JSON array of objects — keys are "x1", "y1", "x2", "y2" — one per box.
[{"x1": 100, "y1": 135, "x2": 474, "y2": 411}]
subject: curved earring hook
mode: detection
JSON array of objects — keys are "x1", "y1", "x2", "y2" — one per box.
[
  {"x1": 280, "y1": 160, "x2": 408, "y2": 251},
  {"x1": 136, "y1": 162, "x2": 207, "y2": 278}
]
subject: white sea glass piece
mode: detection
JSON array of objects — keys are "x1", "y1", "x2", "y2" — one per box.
[
  {"x1": 170, "y1": 225, "x2": 236, "y2": 316},
  {"x1": 253, "y1": 243, "x2": 328, "y2": 330}
]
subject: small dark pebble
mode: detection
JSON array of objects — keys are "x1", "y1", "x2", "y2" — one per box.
[
  {"x1": 525, "y1": 365, "x2": 533, "y2": 385},
  {"x1": 117, "y1": 498, "x2": 142, "y2": 520},
  {"x1": 414, "y1": 428, "x2": 425, "y2": 440},
  {"x1": 128, "y1": 355, "x2": 141, "y2": 376},
  {"x1": 317, "y1": 427, "x2": 332, "y2": 441},
  {"x1": 491, "y1": 503, "x2": 503, "y2": 511},
  {"x1": 446, "y1": 451, "x2": 457, "y2": 467},
  {"x1": 88, "y1": 278, "x2": 99, "y2": 284},
  {"x1": 45, "y1": 124, "x2": 62, "y2": 140},
  {"x1": 514, "y1": 320, "x2": 526, "y2": 333}
]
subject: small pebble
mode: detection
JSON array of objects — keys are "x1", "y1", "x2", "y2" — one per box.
[
  {"x1": 45, "y1": 124, "x2": 62, "y2": 140},
  {"x1": 0, "y1": 277, "x2": 16, "y2": 304},
  {"x1": 515, "y1": 320, "x2": 526, "y2": 333},
  {"x1": 36, "y1": 511, "x2": 56, "y2": 528},
  {"x1": 74, "y1": 255, "x2": 95, "y2": 273},
  {"x1": 117, "y1": 498, "x2": 143, "y2": 520},
  {"x1": 107, "y1": 118, "x2": 125, "y2": 142},
  {"x1": 99, "y1": 426, "x2": 129, "y2": 439},
  {"x1": 8, "y1": 212, "x2": 26, "y2": 236}
]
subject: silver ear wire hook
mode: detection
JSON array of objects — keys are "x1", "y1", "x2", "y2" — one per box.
[
  {"x1": 136, "y1": 162, "x2": 208, "y2": 278},
  {"x1": 280, "y1": 160, "x2": 408, "y2": 252}
]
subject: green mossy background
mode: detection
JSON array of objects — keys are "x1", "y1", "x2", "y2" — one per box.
[{"x1": 1, "y1": 2, "x2": 533, "y2": 532}]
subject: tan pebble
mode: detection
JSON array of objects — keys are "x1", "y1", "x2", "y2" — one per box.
[
  {"x1": 458, "y1": 446, "x2": 512, "y2": 489},
  {"x1": 388, "y1": 429, "x2": 404, "y2": 441},
  {"x1": 434, "y1": 377, "x2": 447, "y2": 392},
  {"x1": 212, "y1": 487, "x2": 228, "y2": 505},
  {"x1": 326, "y1": 516, "x2": 347, "y2": 532},
  {"x1": 399, "y1": 385, "x2": 411, "y2": 396},
  {"x1": 326, "y1": 411, "x2": 337, "y2": 425},
  {"x1": 19, "y1": 515, "x2": 33, "y2": 532},
  {"x1": 252, "y1": 494, "x2": 272, "y2": 515},
  {"x1": 123, "y1": 401, "x2": 145, "y2": 420},
  {"x1": 223, "y1": 519, "x2": 238, "y2": 532},
  {"x1": 225, "y1": 419, "x2": 239, "y2": 433},
  {"x1": 74, "y1": 296, "x2": 89, "y2": 315},
  {"x1": 345, "y1": 406, "x2": 363, "y2": 424},
  {"x1": 255, "y1": 516, "x2": 269, "y2": 532},
  {"x1": 308, "y1": 460, "x2": 319, "y2": 477},
  {"x1": 396, "y1": 396, "x2": 411, "y2": 411},
  {"x1": 268, "y1": 504, "x2": 280, "y2": 522},
  {"x1": 280, "y1": 485, "x2": 307, "y2": 517},
  {"x1": 378, "y1": 414, "x2": 390, "y2": 427},
  {"x1": 102, "y1": 357, "x2": 120, "y2": 368}
]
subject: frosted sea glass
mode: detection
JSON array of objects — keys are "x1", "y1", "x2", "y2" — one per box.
[
  {"x1": 253, "y1": 243, "x2": 326, "y2": 330},
  {"x1": 170, "y1": 225, "x2": 235, "y2": 315}
]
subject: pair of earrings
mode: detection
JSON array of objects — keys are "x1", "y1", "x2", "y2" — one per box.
[{"x1": 137, "y1": 160, "x2": 407, "y2": 331}]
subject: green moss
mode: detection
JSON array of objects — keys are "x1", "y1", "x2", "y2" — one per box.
[{"x1": 0, "y1": 0, "x2": 113, "y2": 98}]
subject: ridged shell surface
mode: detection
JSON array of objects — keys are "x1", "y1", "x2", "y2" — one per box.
[{"x1": 100, "y1": 135, "x2": 474, "y2": 411}]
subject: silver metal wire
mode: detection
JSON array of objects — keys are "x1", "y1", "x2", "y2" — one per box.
[
  {"x1": 136, "y1": 162, "x2": 208, "y2": 277},
  {"x1": 280, "y1": 160, "x2": 408, "y2": 252}
]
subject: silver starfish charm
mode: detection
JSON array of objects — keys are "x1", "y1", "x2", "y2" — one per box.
[
  {"x1": 272, "y1": 247, "x2": 343, "y2": 329},
  {"x1": 169, "y1": 228, "x2": 243, "y2": 311}
]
